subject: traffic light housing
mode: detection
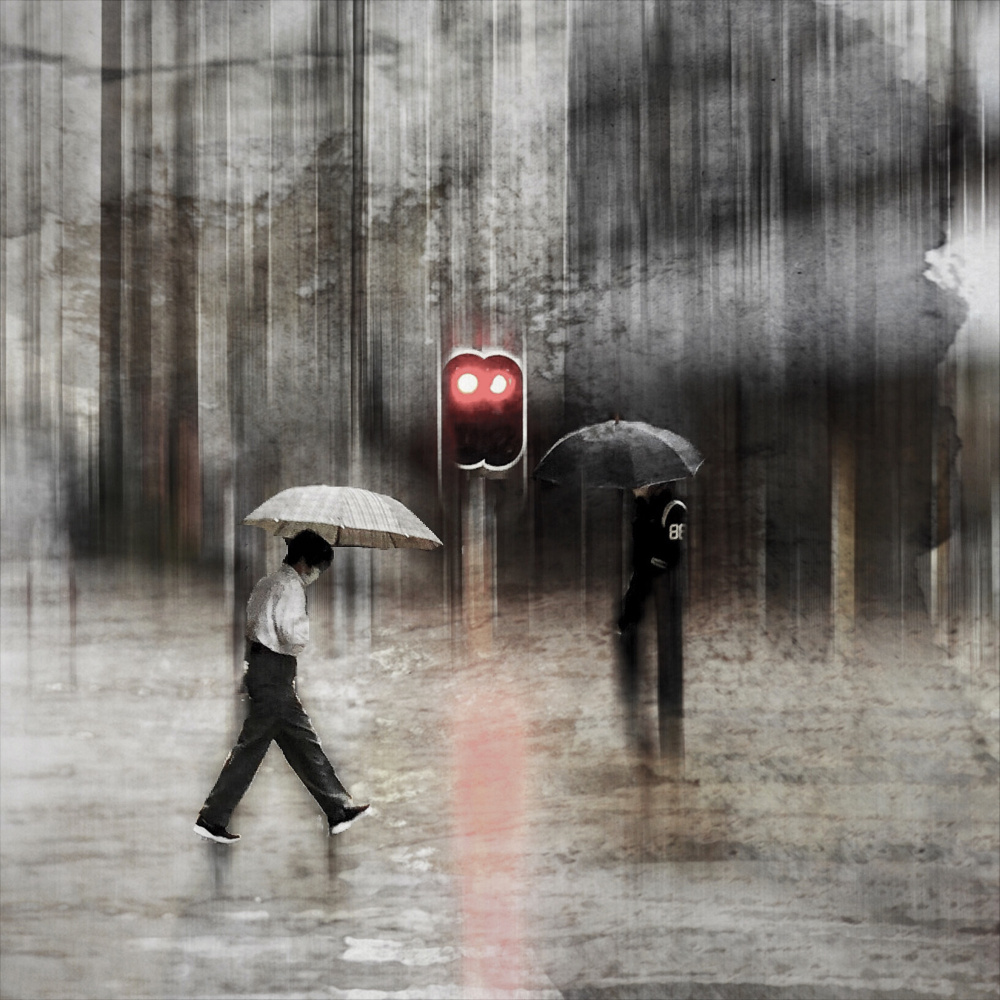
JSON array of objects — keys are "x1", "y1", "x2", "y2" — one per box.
[{"x1": 442, "y1": 349, "x2": 525, "y2": 471}]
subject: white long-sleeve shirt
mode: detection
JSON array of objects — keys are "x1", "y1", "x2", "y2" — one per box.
[{"x1": 245, "y1": 563, "x2": 309, "y2": 656}]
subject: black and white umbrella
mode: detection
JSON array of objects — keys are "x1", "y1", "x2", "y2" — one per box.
[
  {"x1": 534, "y1": 420, "x2": 703, "y2": 490},
  {"x1": 243, "y1": 485, "x2": 442, "y2": 550}
]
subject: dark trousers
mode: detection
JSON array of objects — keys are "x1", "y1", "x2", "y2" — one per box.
[
  {"x1": 199, "y1": 646, "x2": 353, "y2": 827},
  {"x1": 618, "y1": 567, "x2": 684, "y2": 758}
]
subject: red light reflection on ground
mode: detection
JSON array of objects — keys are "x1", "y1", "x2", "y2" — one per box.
[{"x1": 451, "y1": 685, "x2": 526, "y2": 993}]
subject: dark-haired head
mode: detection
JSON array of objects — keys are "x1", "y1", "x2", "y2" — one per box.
[
  {"x1": 284, "y1": 530, "x2": 334, "y2": 571},
  {"x1": 634, "y1": 481, "x2": 674, "y2": 500}
]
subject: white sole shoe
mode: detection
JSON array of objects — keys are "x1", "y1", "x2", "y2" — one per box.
[
  {"x1": 330, "y1": 803, "x2": 370, "y2": 835},
  {"x1": 194, "y1": 821, "x2": 240, "y2": 844}
]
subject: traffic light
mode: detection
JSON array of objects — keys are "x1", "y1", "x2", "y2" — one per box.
[{"x1": 442, "y1": 349, "x2": 525, "y2": 471}]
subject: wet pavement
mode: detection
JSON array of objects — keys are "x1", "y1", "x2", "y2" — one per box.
[{"x1": 1, "y1": 558, "x2": 998, "y2": 999}]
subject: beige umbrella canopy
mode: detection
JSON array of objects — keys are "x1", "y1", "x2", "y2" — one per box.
[{"x1": 243, "y1": 485, "x2": 442, "y2": 551}]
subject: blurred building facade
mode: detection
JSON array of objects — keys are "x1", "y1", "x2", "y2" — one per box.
[{"x1": 1, "y1": 0, "x2": 997, "y2": 660}]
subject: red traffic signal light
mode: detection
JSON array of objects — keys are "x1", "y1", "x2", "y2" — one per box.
[{"x1": 442, "y1": 350, "x2": 525, "y2": 471}]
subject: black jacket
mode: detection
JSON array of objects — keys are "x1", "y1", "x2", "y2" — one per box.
[{"x1": 632, "y1": 493, "x2": 686, "y2": 574}]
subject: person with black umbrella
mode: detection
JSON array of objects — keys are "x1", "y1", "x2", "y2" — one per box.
[
  {"x1": 617, "y1": 483, "x2": 687, "y2": 763},
  {"x1": 533, "y1": 420, "x2": 700, "y2": 768}
]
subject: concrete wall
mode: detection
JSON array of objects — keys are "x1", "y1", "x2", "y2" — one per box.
[{"x1": 1, "y1": 0, "x2": 997, "y2": 651}]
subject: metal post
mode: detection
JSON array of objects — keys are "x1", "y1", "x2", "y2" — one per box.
[
  {"x1": 462, "y1": 474, "x2": 491, "y2": 646},
  {"x1": 831, "y1": 425, "x2": 857, "y2": 655}
]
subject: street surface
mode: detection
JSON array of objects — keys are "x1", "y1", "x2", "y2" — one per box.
[{"x1": 1, "y1": 558, "x2": 998, "y2": 999}]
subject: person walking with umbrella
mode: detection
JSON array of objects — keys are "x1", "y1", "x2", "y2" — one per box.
[
  {"x1": 534, "y1": 420, "x2": 701, "y2": 768},
  {"x1": 194, "y1": 529, "x2": 370, "y2": 844},
  {"x1": 194, "y1": 485, "x2": 441, "y2": 844},
  {"x1": 617, "y1": 483, "x2": 687, "y2": 763}
]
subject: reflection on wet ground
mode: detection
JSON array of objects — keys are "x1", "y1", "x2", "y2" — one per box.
[{"x1": 1, "y1": 559, "x2": 997, "y2": 999}]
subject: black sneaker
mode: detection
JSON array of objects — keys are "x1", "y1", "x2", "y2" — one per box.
[
  {"x1": 329, "y1": 803, "x2": 370, "y2": 835},
  {"x1": 194, "y1": 817, "x2": 240, "y2": 844}
]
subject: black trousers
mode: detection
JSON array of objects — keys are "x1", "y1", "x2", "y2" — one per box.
[
  {"x1": 199, "y1": 646, "x2": 353, "y2": 827},
  {"x1": 617, "y1": 567, "x2": 684, "y2": 756}
]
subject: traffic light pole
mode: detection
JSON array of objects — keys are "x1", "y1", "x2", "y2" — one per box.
[
  {"x1": 441, "y1": 349, "x2": 529, "y2": 988},
  {"x1": 460, "y1": 473, "x2": 492, "y2": 645}
]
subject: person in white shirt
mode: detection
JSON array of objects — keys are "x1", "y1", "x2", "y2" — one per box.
[{"x1": 194, "y1": 530, "x2": 369, "y2": 844}]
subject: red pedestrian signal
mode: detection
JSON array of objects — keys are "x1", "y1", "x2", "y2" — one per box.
[{"x1": 442, "y1": 350, "x2": 525, "y2": 471}]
